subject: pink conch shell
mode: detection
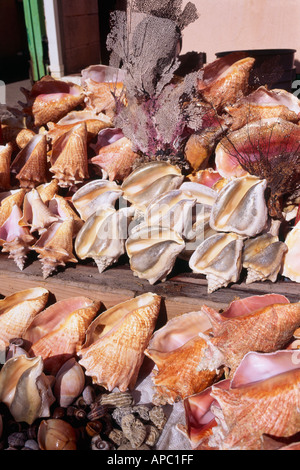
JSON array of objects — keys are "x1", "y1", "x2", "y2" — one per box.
[
  {"x1": 0, "y1": 287, "x2": 49, "y2": 350},
  {"x1": 24, "y1": 296, "x2": 101, "y2": 375},
  {"x1": 91, "y1": 131, "x2": 139, "y2": 182},
  {"x1": 0, "y1": 143, "x2": 13, "y2": 190},
  {"x1": 0, "y1": 204, "x2": 36, "y2": 270},
  {"x1": 184, "y1": 350, "x2": 300, "y2": 450},
  {"x1": 48, "y1": 195, "x2": 84, "y2": 236},
  {"x1": 187, "y1": 168, "x2": 222, "y2": 189},
  {"x1": 20, "y1": 189, "x2": 59, "y2": 235},
  {"x1": 282, "y1": 221, "x2": 300, "y2": 283},
  {"x1": 47, "y1": 110, "x2": 112, "y2": 144},
  {"x1": 0, "y1": 355, "x2": 55, "y2": 425},
  {"x1": 199, "y1": 300, "x2": 300, "y2": 375},
  {"x1": 226, "y1": 86, "x2": 300, "y2": 131},
  {"x1": 145, "y1": 310, "x2": 222, "y2": 404},
  {"x1": 197, "y1": 53, "x2": 255, "y2": 111},
  {"x1": 10, "y1": 134, "x2": 48, "y2": 189},
  {"x1": 31, "y1": 218, "x2": 78, "y2": 278},
  {"x1": 78, "y1": 293, "x2": 161, "y2": 392},
  {"x1": 22, "y1": 75, "x2": 85, "y2": 127},
  {"x1": 49, "y1": 122, "x2": 89, "y2": 188},
  {"x1": 0, "y1": 189, "x2": 26, "y2": 227}
]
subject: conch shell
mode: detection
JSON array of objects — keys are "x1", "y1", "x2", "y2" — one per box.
[
  {"x1": 282, "y1": 221, "x2": 300, "y2": 283},
  {"x1": 37, "y1": 180, "x2": 59, "y2": 204},
  {"x1": 24, "y1": 296, "x2": 101, "y2": 375},
  {"x1": 189, "y1": 232, "x2": 244, "y2": 293},
  {"x1": 49, "y1": 122, "x2": 89, "y2": 188},
  {"x1": 0, "y1": 287, "x2": 49, "y2": 350},
  {"x1": 21, "y1": 75, "x2": 85, "y2": 127},
  {"x1": 197, "y1": 53, "x2": 255, "y2": 112},
  {"x1": 10, "y1": 134, "x2": 48, "y2": 189},
  {"x1": 91, "y1": 134, "x2": 139, "y2": 182},
  {"x1": 0, "y1": 355, "x2": 55, "y2": 425},
  {"x1": 78, "y1": 293, "x2": 161, "y2": 391},
  {"x1": 145, "y1": 310, "x2": 222, "y2": 404},
  {"x1": 75, "y1": 207, "x2": 134, "y2": 273},
  {"x1": 209, "y1": 175, "x2": 268, "y2": 237},
  {"x1": 20, "y1": 189, "x2": 59, "y2": 235},
  {"x1": 72, "y1": 179, "x2": 123, "y2": 221},
  {"x1": 126, "y1": 225, "x2": 185, "y2": 284},
  {"x1": 0, "y1": 204, "x2": 36, "y2": 270},
  {"x1": 243, "y1": 232, "x2": 288, "y2": 284},
  {"x1": 121, "y1": 162, "x2": 184, "y2": 212},
  {"x1": 187, "y1": 168, "x2": 222, "y2": 188},
  {"x1": 31, "y1": 218, "x2": 78, "y2": 279},
  {"x1": 48, "y1": 195, "x2": 84, "y2": 236},
  {"x1": 0, "y1": 189, "x2": 26, "y2": 228},
  {"x1": 0, "y1": 143, "x2": 13, "y2": 190}
]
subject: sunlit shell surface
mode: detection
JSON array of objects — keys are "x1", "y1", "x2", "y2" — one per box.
[
  {"x1": 20, "y1": 189, "x2": 59, "y2": 235},
  {"x1": 72, "y1": 179, "x2": 123, "y2": 221},
  {"x1": 22, "y1": 76, "x2": 85, "y2": 127},
  {"x1": 91, "y1": 136, "x2": 139, "y2": 182},
  {"x1": 0, "y1": 143, "x2": 13, "y2": 190},
  {"x1": 145, "y1": 310, "x2": 222, "y2": 404},
  {"x1": 121, "y1": 162, "x2": 184, "y2": 212},
  {"x1": 200, "y1": 301, "x2": 300, "y2": 374},
  {"x1": 24, "y1": 297, "x2": 101, "y2": 375},
  {"x1": 0, "y1": 287, "x2": 49, "y2": 350},
  {"x1": 48, "y1": 195, "x2": 84, "y2": 236},
  {"x1": 126, "y1": 225, "x2": 185, "y2": 284},
  {"x1": 37, "y1": 180, "x2": 59, "y2": 204},
  {"x1": 282, "y1": 221, "x2": 300, "y2": 283},
  {"x1": 10, "y1": 134, "x2": 48, "y2": 189},
  {"x1": 75, "y1": 207, "x2": 134, "y2": 273},
  {"x1": 32, "y1": 218, "x2": 78, "y2": 279},
  {"x1": 50, "y1": 122, "x2": 89, "y2": 188},
  {"x1": 210, "y1": 175, "x2": 268, "y2": 237},
  {"x1": 0, "y1": 355, "x2": 55, "y2": 425},
  {"x1": 78, "y1": 293, "x2": 161, "y2": 392},
  {"x1": 0, "y1": 189, "x2": 26, "y2": 228},
  {"x1": 197, "y1": 53, "x2": 255, "y2": 111},
  {"x1": 180, "y1": 182, "x2": 217, "y2": 206},
  {"x1": 243, "y1": 233, "x2": 288, "y2": 284},
  {"x1": 0, "y1": 204, "x2": 36, "y2": 270},
  {"x1": 189, "y1": 232, "x2": 244, "y2": 293},
  {"x1": 226, "y1": 86, "x2": 300, "y2": 131}
]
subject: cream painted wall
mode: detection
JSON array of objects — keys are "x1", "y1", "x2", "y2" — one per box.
[{"x1": 181, "y1": 0, "x2": 300, "y2": 71}]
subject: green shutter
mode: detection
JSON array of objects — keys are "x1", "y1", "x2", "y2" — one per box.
[{"x1": 23, "y1": 0, "x2": 46, "y2": 81}]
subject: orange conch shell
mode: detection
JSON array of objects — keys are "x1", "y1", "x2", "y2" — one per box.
[
  {"x1": 145, "y1": 310, "x2": 222, "y2": 404},
  {"x1": 48, "y1": 195, "x2": 84, "y2": 236},
  {"x1": 200, "y1": 300, "x2": 300, "y2": 375},
  {"x1": 0, "y1": 287, "x2": 49, "y2": 350},
  {"x1": 10, "y1": 134, "x2": 49, "y2": 189},
  {"x1": 37, "y1": 179, "x2": 59, "y2": 204},
  {"x1": 78, "y1": 293, "x2": 161, "y2": 392},
  {"x1": 197, "y1": 53, "x2": 255, "y2": 112},
  {"x1": 20, "y1": 189, "x2": 59, "y2": 235},
  {"x1": 0, "y1": 189, "x2": 26, "y2": 228},
  {"x1": 49, "y1": 122, "x2": 89, "y2": 188},
  {"x1": 22, "y1": 76, "x2": 85, "y2": 127},
  {"x1": 0, "y1": 143, "x2": 13, "y2": 190},
  {"x1": 32, "y1": 218, "x2": 78, "y2": 278},
  {"x1": 91, "y1": 136, "x2": 139, "y2": 182},
  {"x1": 24, "y1": 296, "x2": 101, "y2": 375}
]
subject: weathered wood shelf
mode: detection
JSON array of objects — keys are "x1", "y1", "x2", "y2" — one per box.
[{"x1": 0, "y1": 254, "x2": 299, "y2": 320}]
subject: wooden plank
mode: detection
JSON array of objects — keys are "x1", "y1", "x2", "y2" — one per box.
[{"x1": 0, "y1": 254, "x2": 299, "y2": 320}]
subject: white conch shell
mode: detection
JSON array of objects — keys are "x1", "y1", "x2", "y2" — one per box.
[
  {"x1": 210, "y1": 175, "x2": 268, "y2": 237},
  {"x1": 0, "y1": 355, "x2": 55, "y2": 424},
  {"x1": 54, "y1": 358, "x2": 85, "y2": 408},
  {"x1": 75, "y1": 206, "x2": 134, "y2": 273},
  {"x1": 189, "y1": 232, "x2": 244, "y2": 293},
  {"x1": 243, "y1": 233, "x2": 288, "y2": 284},
  {"x1": 282, "y1": 221, "x2": 300, "y2": 283},
  {"x1": 72, "y1": 179, "x2": 123, "y2": 221},
  {"x1": 126, "y1": 225, "x2": 185, "y2": 284},
  {"x1": 180, "y1": 182, "x2": 218, "y2": 206},
  {"x1": 121, "y1": 162, "x2": 184, "y2": 212}
]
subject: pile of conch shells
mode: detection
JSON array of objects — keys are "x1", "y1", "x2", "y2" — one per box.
[
  {"x1": 0, "y1": 286, "x2": 300, "y2": 451},
  {"x1": 1, "y1": 53, "x2": 299, "y2": 290}
]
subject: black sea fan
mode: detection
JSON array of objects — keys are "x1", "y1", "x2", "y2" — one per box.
[{"x1": 106, "y1": 0, "x2": 203, "y2": 163}]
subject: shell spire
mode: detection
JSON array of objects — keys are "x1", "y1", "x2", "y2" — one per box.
[{"x1": 32, "y1": 218, "x2": 78, "y2": 278}]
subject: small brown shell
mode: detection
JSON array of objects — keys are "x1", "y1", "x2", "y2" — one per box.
[
  {"x1": 37, "y1": 419, "x2": 77, "y2": 450},
  {"x1": 0, "y1": 143, "x2": 13, "y2": 190}
]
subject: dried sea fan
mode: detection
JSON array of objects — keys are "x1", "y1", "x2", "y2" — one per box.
[{"x1": 106, "y1": 1, "x2": 202, "y2": 163}]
